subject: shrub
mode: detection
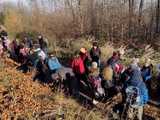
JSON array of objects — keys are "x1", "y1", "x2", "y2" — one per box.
[{"x1": 4, "y1": 9, "x2": 24, "y2": 35}]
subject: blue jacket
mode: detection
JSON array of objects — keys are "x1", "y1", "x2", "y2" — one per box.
[
  {"x1": 48, "y1": 57, "x2": 62, "y2": 71},
  {"x1": 127, "y1": 69, "x2": 149, "y2": 106},
  {"x1": 141, "y1": 66, "x2": 152, "y2": 81}
]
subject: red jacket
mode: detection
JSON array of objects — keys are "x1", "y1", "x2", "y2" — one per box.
[
  {"x1": 71, "y1": 56, "x2": 85, "y2": 74},
  {"x1": 114, "y1": 63, "x2": 124, "y2": 74}
]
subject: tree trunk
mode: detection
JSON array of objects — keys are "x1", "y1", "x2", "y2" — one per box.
[
  {"x1": 128, "y1": 0, "x2": 134, "y2": 38},
  {"x1": 138, "y1": 0, "x2": 144, "y2": 24},
  {"x1": 156, "y1": 0, "x2": 160, "y2": 33}
]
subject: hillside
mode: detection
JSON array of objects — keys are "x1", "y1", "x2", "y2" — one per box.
[
  {"x1": 0, "y1": 58, "x2": 104, "y2": 120},
  {"x1": 0, "y1": 58, "x2": 160, "y2": 120}
]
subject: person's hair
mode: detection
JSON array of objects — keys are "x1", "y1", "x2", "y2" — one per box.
[
  {"x1": 113, "y1": 51, "x2": 118, "y2": 57},
  {"x1": 93, "y1": 41, "x2": 98, "y2": 47},
  {"x1": 19, "y1": 43, "x2": 24, "y2": 48}
]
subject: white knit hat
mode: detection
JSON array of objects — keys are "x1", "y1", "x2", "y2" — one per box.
[{"x1": 91, "y1": 62, "x2": 98, "y2": 69}]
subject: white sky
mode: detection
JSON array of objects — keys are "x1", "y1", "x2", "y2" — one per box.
[
  {"x1": 0, "y1": 0, "x2": 157, "y2": 9},
  {"x1": 0, "y1": 0, "x2": 27, "y2": 5},
  {"x1": 0, "y1": 0, "x2": 17, "y2": 3}
]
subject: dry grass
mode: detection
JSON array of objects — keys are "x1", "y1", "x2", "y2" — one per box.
[
  {"x1": 100, "y1": 43, "x2": 115, "y2": 61},
  {"x1": 0, "y1": 58, "x2": 104, "y2": 120},
  {"x1": 0, "y1": 50, "x2": 160, "y2": 119}
]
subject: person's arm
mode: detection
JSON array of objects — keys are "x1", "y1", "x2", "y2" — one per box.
[
  {"x1": 71, "y1": 59, "x2": 75, "y2": 70},
  {"x1": 145, "y1": 76, "x2": 152, "y2": 81},
  {"x1": 32, "y1": 59, "x2": 39, "y2": 78},
  {"x1": 90, "y1": 49, "x2": 93, "y2": 58},
  {"x1": 33, "y1": 59, "x2": 39, "y2": 68},
  {"x1": 99, "y1": 48, "x2": 101, "y2": 56},
  {"x1": 80, "y1": 60, "x2": 85, "y2": 74}
]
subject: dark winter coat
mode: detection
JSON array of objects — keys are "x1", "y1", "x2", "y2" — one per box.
[{"x1": 90, "y1": 47, "x2": 101, "y2": 63}]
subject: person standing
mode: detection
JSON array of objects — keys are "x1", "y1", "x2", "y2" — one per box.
[
  {"x1": 24, "y1": 37, "x2": 33, "y2": 49},
  {"x1": 107, "y1": 51, "x2": 120, "y2": 69},
  {"x1": 10, "y1": 38, "x2": 19, "y2": 60},
  {"x1": 1, "y1": 36, "x2": 10, "y2": 51},
  {"x1": 106, "y1": 51, "x2": 124, "y2": 86},
  {"x1": 71, "y1": 48, "x2": 87, "y2": 97},
  {"x1": 90, "y1": 42, "x2": 101, "y2": 66},
  {"x1": 125, "y1": 64, "x2": 149, "y2": 120},
  {"x1": 38, "y1": 35, "x2": 48, "y2": 54},
  {"x1": 32, "y1": 45, "x2": 47, "y2": 82}
]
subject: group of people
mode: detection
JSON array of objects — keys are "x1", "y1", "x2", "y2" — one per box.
[
  {"x1": 1, "y1": 27, "x2": 160, "y2": 120},
  {"x1": 70, "y1": 43, "x2": 155, "y2": 120}
]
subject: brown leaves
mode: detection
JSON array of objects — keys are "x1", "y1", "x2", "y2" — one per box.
[
  {"x1": 0, "y1": 58, "x2": 160, "y2": 119},
  {"x1": 144, "y1": 105, "x2": 160, "y2": 118},
  {"x1": 0, "y1": 59, "x2": 56, "y2": 119}
]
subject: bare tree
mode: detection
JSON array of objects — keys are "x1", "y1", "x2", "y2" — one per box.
[
  {"x1": 138, "y1": 0, "x2": 144, "y2": 24},
  {"x1": 156, "y1": 0, "x2": 160, "y2": 33},
  {"x1": 128, "y1": 0, "x2": 134, "y2": 38}
]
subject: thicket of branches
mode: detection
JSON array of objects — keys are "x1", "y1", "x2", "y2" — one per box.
[{"x1": 0, "y1": 0, "x2": 160, "y2": 48}]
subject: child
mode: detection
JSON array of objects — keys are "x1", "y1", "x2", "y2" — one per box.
[
  {"x1": 88, "y1": 62, "x2": 104, "y2": 100},
  {"x1": 90, "y1": 42, "x2": 101, "y2": 66}
]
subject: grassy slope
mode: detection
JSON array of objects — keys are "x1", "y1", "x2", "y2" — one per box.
[
  {"x1": 0, "y1": 58, "x2": 103, "y2": 120},
  {"x1": 0, "y1": 58, "x2": 160, "y2": 120}
]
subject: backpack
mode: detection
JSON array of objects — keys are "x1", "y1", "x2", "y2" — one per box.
[
  {"x1": 125, "y1": 86, "x2": 141, "y2": 108},
  {"x1": 88, "y1": 75, "x2": 105, "y2": 97},
  {"x1": 102, "y1": 66, "x2": 113, "y2": 81},
  {"x1": 89, "y1": 76, "x2": 101, "y2": 88}
]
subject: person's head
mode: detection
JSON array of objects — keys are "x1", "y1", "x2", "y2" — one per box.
[
  {"x1": 33, "y1": 44, "x2": 40, "y2": 51},
  {"x1": 93, "y1": 42, "x2": 98, "y2": 49},
  {"x1": 38, "y1": 35, "x2": 43, "y2": 40},
  {"x1": 118, "y1": 49, "x2": 125, "y2": 56},
  {"x1": 24, "y1": 36, "x2": 27, "y2": 40},
  {"x1": 19, "y1": 43, "x2": 25, "y2": 49},
  {"x1": 12, "y1": 39, "x2": 17, "y2": 44},
  {"x1": 132, "y1": 58, "x2": 140, "y2": 65},
  {"x1": 127, "y1": 65, "x2": 134, "y2": 74},
  {"x1": 80, "y1": 47, "x2": 87, "y2": 55},
  {"x1": 112, "y1": 51, "x2": 119, "y2": 59},
  {"x1": 145, "y1": 59, "x2": 151, "y2": 67},
  {"x1": 48, "y1": 52, "x2": 54, "y2": 58},
  {"x1": 91, "y1": 62, "x2": 98, "y2": 69}
]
